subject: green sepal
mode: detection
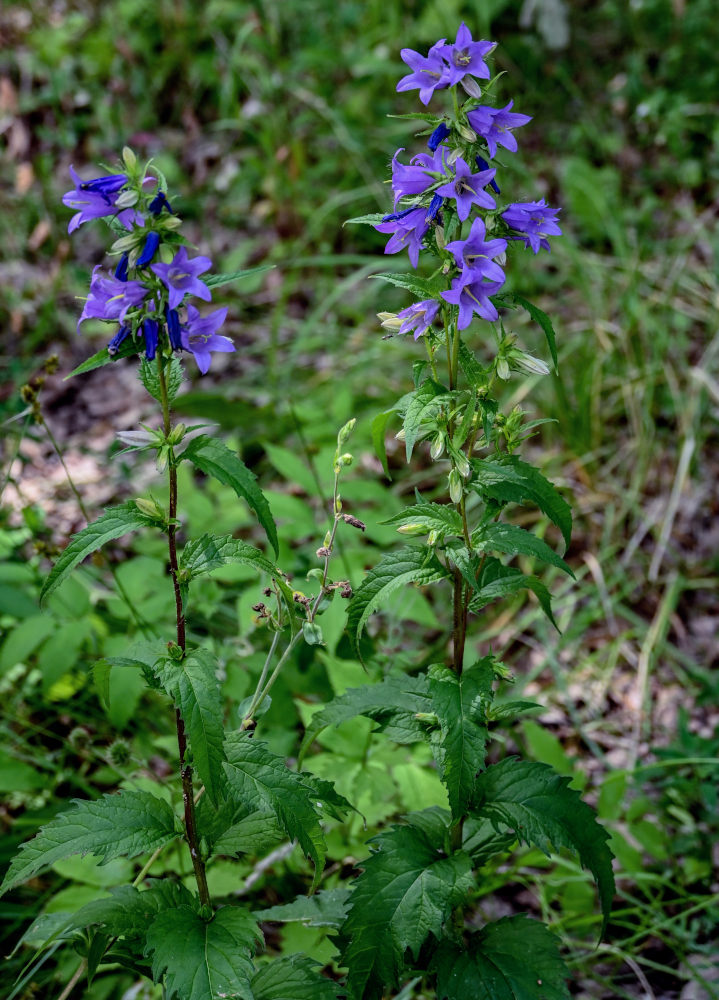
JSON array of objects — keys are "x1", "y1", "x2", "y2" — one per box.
[
  {"x1": 473, "y1": 757, "x2": 615, "y2": 938},
  {"x1": 40, "y1": 500, "x2": 160, "y2": 604},
  {"x1": 347, "y1": 546, "x2": 450, "y2": 661},
  {"x1": 181, "y1": 434, "x2": 278, "y2": 556},
  {"x1": 0, "y1": 790, "x2": 180, "y2": 896},
  {"x1": 153, "y1": 649, "x2": 226, "y2": 806},
  {"x1": 431, "y1": 915, "x2": 570, "y2": 1000}
]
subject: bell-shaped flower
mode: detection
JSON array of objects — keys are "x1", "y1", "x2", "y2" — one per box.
[
  {"x1": 444, "y1": 217, "x2": 507, "y2": 284},
  {"x1": 136, "y1": 231, "x2": 161, "y2": 267},
  {"x1": 391, "y1": 146, "x2": 445, "y2": 207},
  {"x1": 428, "y1": 122, "x2": 451, "y2": 151},
  {"x1": 467, "y1": 101, "x2": 532, "y2": 159},
  {"x1": 77, "y1": 268, "x2": 147, "y2": 330},
  {"x1": 151, "y1": 246, "x2": 212, "y2": 310},
  {"x1": 441, "y1": 24, "x2": 493, "y2": 87},
  {"x1": 181, "y1": 305, "x2": 234, "y2": 374},
  {"x1": 374, "y1": 207, "x2": 429, "y2": 269},
  {"x1": 62, "y1": 167, "x2": 140, "y2": 233},
  {"x1": 442, "y1": 275, "x2": 505, "y2": 330},
  {"x1": 396, "y1": 39, "x2": 449, "y2": 105},
  {"x1": 166, "y1": 307, "x2": 183, "y2": 351},
  {"x1": 396, "y1": 299, "x2": 440, "y2": 340},
  {"x1": 435, "y1": 156, "x2": 496, "y2": 221},
  {"x1": 142, "y1": 318, "x2": 159, "y2": 360},
  {"x1": 501, "y1": 199, "x2": 562, "y2": 253},
  {"x1": 107, "y1": 324, "x2": 131, "y2": 356}
]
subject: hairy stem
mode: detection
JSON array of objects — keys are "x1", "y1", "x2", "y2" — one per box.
[{"x1": 156, "y1": 353, "x2": 211, "y2": 909}]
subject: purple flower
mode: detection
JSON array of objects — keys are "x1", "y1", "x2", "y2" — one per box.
[
  {"x1": 107, "y1": 324, "x2": 131, "y2": 356},
  {"x1": 476, "y1": 155, "x2": 500, "y2": 194},
  {"x1": 501, "y1": 199, "x2": 562, "y2": 253},
  {"x1": 77, "y1": 267, "x2": 147, "y2": 330},
  {"x1": 397, "y1": 39, "x2": 448, "y2": 105},
  {"x1": 151, "y1": 246, "x2": 212, "y2": 310},
  {"x1": 166, "y1": 307, "x2": 182, "y2": 351},
  {"x1": 181, "y1": 305, "x2": 234, "y2": 374},
  {"x1": 149, "y1": 190, "x2": 173, "y2": 216},
  {"x1": 435, "y1": 156, "x2": 496, "y2": 221},
  {"x1": 374, "y1": 207, "x2": 429, "y2": 268},
  {"x1": 114, "y1": 254, "x2": 129, "y2": 281},
  {"x1": 396, "y1": 299, "x2": 440, "y2": 339},
  {"x1": 441, "y1": 24, "x2": 493, "y2": 87},
  {"x1": 445, "y1": 217, "x2": 507, "y2": 284},
  {"x1": 142, "y1": 318, "x2": 159, "y2": 360},
  {"x1": 467, "y1": 101, "x2": 532, "y2": 159},
  {"x1": 136, "y1": 231, "x2": 160, "y2": 267},
  {"x1": 428, "y1": 122, "x2": 451, "y2": 151},
  {"x1": 391, "y1": 146, "x2": 446, "y2": 207},
  {"x1": 442, "y1": 276, "x2": 505, "y2": 330},
  {"x1": 425, "y1": 193, "x2": 443, "y2": 222},
  {"x1": 62, "y1": 166, "x2": 139, "y2": 234}
]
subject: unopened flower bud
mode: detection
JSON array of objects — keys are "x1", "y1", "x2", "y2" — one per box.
[
  {"x1": 460, "y1": 76, "x2": 483, "y2": 99},
  {"x1": 427, "y1": 530, "x2": 439, "y2": 546},
  {"x1": 115, "y1": 188, "x2": 139, "y2": 209},
  {"x1": 456, "y1": 122, "x2": 477, "y2": 143},
  {"x1": 378, "y1": 312, "x2": 402, "y2": 331},
  {"x1": 497, "y1": 357, "x2": 511, "y2": 381},
  {"x1": 449, "y1": 468, "x2": 463, "y2": 504},
  {"x1": 430, "y1": 433, "x2": 445, "y2": 460},
  {"x1": 108, "y1": 739, "x2": 132, "y2": 766},
  {"x1": 252, "y1": 602, "x2": 267, "y2": 615},
  {"x1": 169, "y1": 423, "x2": 186, "y2": 445},
  {"x1": 515, "y1": 353, "x2": 550, "y2": 376},
  {"x1": 339, "y1": 453, "x2": 353, "y2": 466},
  {"x1": 454, "y1": 450, "x2": 471, "y2": 478},
  {"x1": 397, "y1": 523, "x2": 427, "y2": 536},
  {"x1": 434, "y1": 226, "x2": 445, "y2": 250},
  {"x1": 135, "y1": 496, "x2": 164, "y2": 519},
  {"x1": 122, "y1": 146, "x2": 137, "y2": 170},
  {"x1": 395, "y1": 427, "x2": 406, "y2": 441},
  {"x1": 302, "y1": 621, "x2": 324, "y2": 646},
  {"x1": 337, "y1": 418, "x2": 356, "y2": 446}
]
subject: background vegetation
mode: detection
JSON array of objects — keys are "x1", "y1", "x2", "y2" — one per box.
[{"x1": 1, "y1": 1, "x2": 717, "y2": 997}]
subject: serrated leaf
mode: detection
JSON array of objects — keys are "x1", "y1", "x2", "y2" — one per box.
[
  {"x1": 138, "y1": 356, "x2": 184, "y2": 405},
  {"x1": 255, "y1": 888, "x2": 350, "y2": 929},
  {"x1": 252, "y1": 954, "x2": 340, "y2": 1000},
  {"x1": 466, "y1": 557, "x2": 558, "y2": 629},
  {"x1": 146, "y1": 904, "x2": 261, "y2": 1000},
  {"x1": 505, "y1": 293, "x2": 558, "y2": 371},
  {"x1": 347, "y1": 546, "x2": 450, "y2": 660},
  {"x1": 381, "y1": 502, "x2": 464, "y2": 542},
  {"x1": 204, "y1": 264, "x2": 274, "y2": 288},
  {"x1": 182, "y1": 435, "x2": 278, "y2": 556},
  {"x1": 403, "y1": 380, "x2": 451, "y2": 460},
  {"x1": 428, "y1": 661, "x2": 494, "y2": 817},
  {"x1": 488, "y1": 700, "x2": 542, "y2": 723},
  {"x1": 66, "y1": 880, "x2": 196, "y2": 939},
  {"x1": 0, "y1": 790, "x2": 179, "y2": 896},
  {"x1": 462, "y1": 814, "x2": 517, "y2": 867},
  {"x1": 471, "y1": 457, "x2": 572, "y2": 551},
  {"x1": 65, "y1": 335, "x2": 140, "y2": 379},
  {"x1": 474, "y1": 758, "x2": 615, "y2": 938},
  {"x1": 40, "y1": 501, "x2": 158, "y2": 604},
  {"x1": 222, "y1": 733, "x2": 327, "y2": 886},
  {"x1": 299, "y1": 673, "x2": 431, "y2": 762},
  {"x1": 154, "y1": 649, "x2": 226, "y2": 806},
  {"x1": 432, "y1": 915, "x2": 570, "y2": 1000},
  {"x1": 210, "y1": 810, "x2": 284, "y2": 859},
  {"x1": 180, "y1": 533, "x2": 277, "y2": 582},
  {"x1": 370, "y1": 271, "x2": 444, "y2": 300},
  {"x1": 458, "y1": 340, "x2": 489, "y2": 388},
  {"x1": 340, "y1": 824, "x2": 473, "y2": 1000},
  {"x1": 477, "y1": 523, "x2": 574, "y2": 577}
]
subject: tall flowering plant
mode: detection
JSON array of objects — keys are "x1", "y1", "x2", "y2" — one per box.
[
  {"x1": 3, "y1": 150, "x2": 359, "y2": 999},
  {"x1": 297, "y1": 25, "x2": 616, "y2": 999}
]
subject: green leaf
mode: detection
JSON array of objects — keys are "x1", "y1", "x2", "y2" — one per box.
[
  {"x1": 0, "y1": 790, "x2": 180, "y2": 896},
  {"x1": 381, "y1": 502, "x2": 464, "y2": 542},
  {"x1": 488, "y1": 700, "x2": 542, "y2": 723},
  {"x1": 462, "y1": 815, "x2": 517, "y2": 867},
  {"x1": 476, "y1": 523, "x2": 574, "y2": 577},
  {"x1": 371, "y1": 408, "x2": 397, "y2": 480},
  {"x1": 154, "y1": 649, "x2": 226, "y2": 806},
  {"x1": 252, "y1": 954, "x2": 340, "y2": 1000},
  {"x1": 347, "y1": 546, "x2": 450, "y2": 660},
  {"x1": 180, "y1": 533, "x2": 276, "y2": 582},
  {"x1": 204, "y1": 264, "x2": 275, "y2": 288},
  {"x1": 208, "y1": 810, "x2": 284, "y2": 859},
  {"x1": 466, "y1": 557, "x2": 558, "y2": 629},
  {"x1": 427, "y1": 661, "x2": 494, "y2": 817},
  {"x1": 474, "y1": 758, "x2": 615, "y2": 937},
  {"x1": 370, "y1": 271, "x2": 444, "y2": 300},
  {"x1": 344, "y1": 213, "x2": 388, "y2": 226},
  {"x1": 255, "y1": 888, "x2": 350, "y2": 929},
  {"x1": 146, "y1": 904, "x2": 261, "y2": 1000},
  {"x1": 403, "y1": 379, "x2": 451, "y2": 460},
  {"x1": 65, "y1": 880, "x2": 196, "y2": 939},
  {"x1": 181, "y1": 435, "x2": 278, "y2": 556},
  {"x1": 458, "y1": 340, "x2": 489, "y2": 388},
  {"x1": 138, "y1": 356, "x2": 184, "y2": 405},
  {"x1": 299, "y1": 673, "x2": 431, "y2": 762},
  {"x1": 505, "y1": 293, "x2": 559, "y2": 371},
  {"x1": 432, "y1": 915, "x2": 570, "y2": 1000},
  {"x1": 64, "y1": 335, "x2": 140, "y2": 379},
  {"x1": 340, "y1": 824, "x2": 473, "y2": 1000},
  {"x1": 40, "y1": 501, "x2": 158, "y2": 604},
  {"x1": 471, "y1": 457, "x2": 572, "y2": 551},
  {"x1": 222, "y1": 733, "x2": 327, "y2": 886}
]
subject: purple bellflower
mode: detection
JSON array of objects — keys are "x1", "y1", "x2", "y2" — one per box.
[
  {"x1": 151, "y1": 246, "x2": 212, "y2": 310},
  {"x1": 107, "y1": 324, "x2": 131, "y2": 356},
  {"x1": 78, "y1": 268, "x2": 147, "y2": 330},
  {"x1": 142, "y1": 318, "x2": 159, "y2": 360},
  {"x1": 445, "y1": 217, "x2": 507, "y2": 285},
  {"x1": 391, "y1": 146, "x2": 446, "y2": 207},
  {"x1": 442, "y1": 275, "x2": 505, "y2": 329},
  {"x1": 396, "y1": 299, "x2": 440, "y2": 339},
  {"x1": 428, "y1": 122, "x2": 451, "y2": 151},
  {"x1": 435, "y1": 156, "x2": 496, "y2": 221},
  {"x1": 467, "y1": 101, "x2": 532, "y2": 159},
  {"x1": 374, "y1": 207, "x2": 429, "y2": 269},
  {"x1": 476, "y1": 155, "x2": 500, "y2": 194},
  {"x1": 166, "y1": 307, "x2": 182, "y2": 351},
  {"x1": 501, "y1": 199, "x2": 562, "y2": 253},
  {"x1": 441, "y1": 23, "x2": 493, "y2": 87},
  {"x1": 397, "y1": 39, "x2": 448, "y2": 105},
  {"x1": 136, "y1": 231, "x2": 161, "y2": 267},
  {"x1": 63, "y1": 167, "x2": 139, "y2": 234},
  {"x1": 181, "y1": 305, "x2": 234, "y2": 374},
  {"x1": 114, "y1": 254, "x2": 129, "y2": 281},
  {"x1": 148, "y1": 190, "x2": 173, "y2": 215}
]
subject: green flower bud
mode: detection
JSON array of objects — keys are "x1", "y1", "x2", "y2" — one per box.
[
  {"x1": 430, "y1": 433, "x2": 445, "y2": 460},
  {"x1": 449, "y1": 468, "x2": 463, "y2": 504}
]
